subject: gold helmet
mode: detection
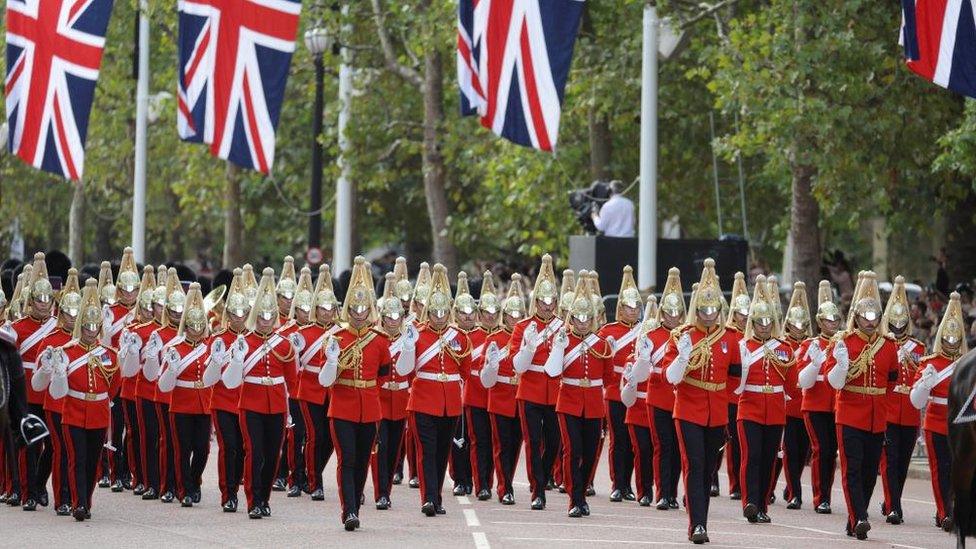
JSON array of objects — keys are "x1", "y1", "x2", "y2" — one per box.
[
  {"x1": 816, "y1": 280, "x2": 842, "y2": 323},
  {"x1": 340, "y1": 256, "x2": 378, "y2": 324},
  {"x1": 566, "y1": 276, "x2": 598, "y2": 333},
  {"x1": 848, "y1": 271, "x2": 883, "y2": 331},
  {"x1": 379, "y1": 272, "x2": 405, "y2": 320},
  {"x1": 479, "y1": 270, "x2": 500, "y2": 316},
  {"x1": 933, "y1": 291, "x2": 969, "y2": 357},
  {"x1": 588, "y1": 271, "x2": 606, "y2": 320},
  {"x1": 222, "y1": 268, "x2": 250, "y2": 323},
  {"x1": 163, "y1": 268, "x2": 186, "y2": 327},
  {"x1": 314, "y1": 264, "x2": 340, "y2": 311},
  {"x1": 785, "y1": 281, "x2": 813, "y2": 338},
  {"x1": 658, "y1": 267, "x2": 685, "y2": 320},
  {"x1": 291, "y1": 266, "x2": 315, "y2": 316},
  {"x1": 117, "y1": 247, "x2": 140, "y2": 293},
  {"x1": 98, "y1": 261, "x2": 116, "y2": 306},
  {"x1": 247, "y1": 268, "x2": 279, "y2": 331},
  {"x1": 178, "y1": 282, "x2": 209, "y2": 339},
  {"x1": 454, "y1": 271, "x2": 476, "y2": 315},
  {"x1": 74, "y1": 279, "x2": 103, "y2": 340},
  {"x1": 276, "y1": 256, "x2": 297, "y2": 301},
  {"x1": 413, "y1": 262, "x2": 432, "y2": 308},
  {"x1": 616, "y1": 265, "x2": 642, "y2": 320},
  {"x1": 530, "y1": 254, "x2": 559, "y2": 315},
  {"x1": 766, "y1": 275, "x2": 782, "y2": 325},
  {"x1": 421, "y1": 264, "x2": 453, "y2": 323},
  {"x1": 689, "y1": 258, "x2": 722, "y2": 320},
  {"x1": 27, "y1": 252, "x2": 53, "y2": 310},
  {"x1": 137, "y1": 266, "x2": 156, "y2": 314},
  {"x1": 153, "y1": 265, "x2": 169, "y2": 307},
  {"x1": 558, "y1": 269, "x2": 577, "y2": 315},
  {"x1": 744, "y1": 274, "x2": 778, "y2": 340},
  {"x1": 9, "y1": 267, "x2": 31, "y2": 321},
  {"x1": 642, "y1": 294, "x2": 660, "y2": 333},
  {"x1": 393, "y1": 257, "x2": 413, "y2": 303},
  {"x1": 881, "y1": 275, "x2": 912, "y2": 335},
  {"x1": 242, "y1": 264, "x2": 259, "y2": 307},
  {"x1": 503, "y1": 274, "x2": 527, "y2": 320},
  {"x1": 726, "y1": 272, "x2": 750, "y2": 328},
  {"x1": 59, "y1": 268, "x2": 82, "y2": 318}
]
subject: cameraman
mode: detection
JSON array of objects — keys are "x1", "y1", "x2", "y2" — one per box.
[{"x1": 591, "y1": 180, "x2": 635, "y2": 238}]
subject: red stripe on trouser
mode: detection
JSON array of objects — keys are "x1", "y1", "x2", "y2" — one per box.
[
  {"x1": 490, "y1": 414, "x2": 507, "y2": 497},
  {"x1": 557, "y1": 413, "x2": 574, "y2": 510},
  {"x1": 803, "y1": 413, "x2": 824, "y2": 506},
  {"x1": 62, "y1": 424, "x2": 78, "y2": 509},
  {"x1": 46, "y1": 411, "x2": 64, "y2": 508},
  {"x1": 211, "y1": 411, "x2": 229, "y2": 503},
  {"x1": 286, "y1": 401, "x2": 301, "y2": 487},
  {"x1": 627, "y1": 425, "x2": 646, "y2": 500},
  {"x1": 238, "y1": 411, "x2": 255, "y2": 509},
  {"x1": 370, "y1": 433, "x2": 380, "y2": 501},
  {"x1": 136, "y1": 399, "x2": 149, "y2": 490},
  {"x1": 123, "y1": 400, "x2": 140, "y2": 486},
  {"x1": 517, "y1": 401, "x2": 538, "y2": 497},
  {"x1": 606, "y1": 407, "x2": 617, "y2": 489},
  {"x1": 17, "y1": 446, "x2": 27, "y2": 503},
  {"x1": 836, "y1": 425, "x2": 856, "y2": 530},
  {"x1": 588, "y1": 429, "x2": 603, "y2": 487},
  {"x1": 300, "y1": 402, "x2": 318, "y2": 492},
  {"x1": 156, "y1": 403, "x2": 169, "y2": 493},
  {"x1": 465, "y1": 407, "x2": 481, "y2": 493},
  {"x1": 407, "y1": 413, "x2": 428, "y2": 505},
  {"x1": 674, "y1": 420, "x2": 693, "y2": 536},
  {"x1": 169, "y1": 414, "x2": 185, "y2": 500},
  {"x1": 328, "y1": 419, "x2": 345, "y2": 520},
  {"x1": 405, "y1": 422, "x2": 418, "y2": 479},
  {"x1": 736, "y1": 420, "x2": 750, "y2": 511},
  {"x1": 879, "y1": 437, "x2": 891, "y2": 515},
  {"x1": 924, "y1": 429, "x2": 947, "y2": 522},
  {"x1": 647, "y1": 404, "x2": 665, "y2": 500}
]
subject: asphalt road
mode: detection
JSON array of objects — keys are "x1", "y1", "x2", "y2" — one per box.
[{"x1": 0, "y1": 441, "x2": 956, "y2": 549}]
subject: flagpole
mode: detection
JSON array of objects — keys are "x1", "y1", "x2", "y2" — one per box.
[
  {"x1": 132, "y1": 0, "x2": 149, "y2": 264},
  {"x1": 638, "y1": 3, "x2": 658, "y2": 292},
  {"x1": 333, "y1": 21, "x2": 353, "y2": 276}
]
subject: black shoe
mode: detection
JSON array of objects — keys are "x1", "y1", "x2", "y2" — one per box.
[
  {"x1": 655, "y1": 498, "x2": 669, "y2": 510},
  {"x1": 757, "y1": 511, "x2": 771, "y2": 523},
  {"x1": 729, "y1": 491, "x2": 741, "y2": 501},
  {"x1": 344, "y1": 513, "x2": 360, "y2": 531},
  {"x1": 110, "y1": 480, "x2": 124, "y2": 493},
  {"x1": 744, "y1": 502, "x2": 759, "y2": 523},
  {"x1": 141, "y1": 488, "x2": 158, "y2": 500},
  {"x1": 287, "y1": 485, "x2": 302, "y2": 498},
  {"x1": 160, "y1": 491, "x2": 174, "y2": 503},
  {"x1": 123, "y1": 480, "x2": 134, "y2": 490},
  {"x1": 477, "y1": 489, "x2": 491, "y2": 501},
  {"x1": 435, "y1": 504, "x2": 446, "y2": 515},
  {"x1": 815, "y1": 502, "x2": 832, "y2": 514},
  {"x1": 421, "y1": 501, "x2": 436, "y2": 517},
  {"x1": 132, "y1": 484, "x2": 146, "y2": 496},
  {"x1": 272, "y1": 478, "x2": 286, "y2": 492},
  {"x1": 38, "y1": 493, "x2": 48, "y2": 507},
  {"x1": 181, "y1": 496, "x2": 193, "y2": 507},
  {"x1": 73, "y1": 506, "x2": 87, "y2": 522},
  {"x1": 942, "y1": 516, "x2": 954, "y2": 532},
  {"x1": 786, "y1": 497, "x2": 801, "y2": 510},
  {"x1": 568, "y1": 506, "x2": 582, "y2": 518},
  {"x1": 557, "y1": 484, "x2": 566, "y2": 494},
  {"x1": 886, "y1": 509, "x2": 903, "y2": 525},
  {"x1": 668, "y1": 498, "x2": 679, "y2": 509},
  {"x1": 501, "y1": 493, "x2": 515, "y2": 505},
  {"x1": 98, "y1": 476, "x2": 110, "y2": 488},
  {"x1": 311, "y1": 488, "x2": 325, "y2": 501},
  {"x1": 409, "y1": 477, "x2": 420, "y2": 489},
  {"x1": 22, "y1": 499, "x2": 36, "y2": 511},
  {"x1": 6, "y1": 492, "x2": 20, "y2": 506},
  {"x1": 546, "y1": 478, "x2": 557, "y2": 490},
  {"x1": 376, "y1": 496, "x2": 391, "y2": 510},
  {"x1": 530, "y1": 497, "x2": 545, "y2": 510},
  {"x1": 638, "y1": 496, "x2": 652, "y2": 507},
  {"x1": 191, "y1": 490, "x2": 201, "y2": 504},
  {"x1": 580, "y1": 503, "x2": 590, "y2": 516},
  {"x1": 392, "y1": 472, "x2": 403, "y2": 485},
  {"x1": 56, "y1": 504, "x2": 72, "y2": 516},
  {"x1": 854, "y1": 519, "x2": 870, "y2": 540},
  {"x1": 248, "y1": 507, "x2": 263, "y2": 519},
  {"x1": 453, "y1": 484, "x2": 465, "y2": 496},
  {"x1": 710, "y1": 484, "x2": 720, "y2": 497},
  {"x1": 259, "y1": 503, "x2": 271, "y2": 517},
  {"x1": 609, "y1": 489, "x2": 623, "y2": 502},
  {"x1": 0, "y1": 492, "x2": 8, "y2": 503},
  {"x1": 689, "y1": 525, "x2": 708, "y2": 544},
  {"x1": 623, "y1": 491, "x2": 637, "y2": 501},
  {"x1": 222, "y1": 500, "x2": 237, "y2": 513},
  {"x1": 768, "y1": 493, "x2": 776, "y2": 505},
  {"x1": 586, "y1": 485, "x2": 595, "y2": 497}
]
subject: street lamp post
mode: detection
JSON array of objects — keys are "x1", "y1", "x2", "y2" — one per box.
[{"x1": 304, "y1": 27, "x2": 331, "y2": 259}]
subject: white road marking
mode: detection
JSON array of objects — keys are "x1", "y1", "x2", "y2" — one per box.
[
  {"x1": 464, "y1": 508, "x2": 481, "y2": 527},
  {"x1": 501, "y1": 537, "x2": 778, "y2": 549},
  {"x1": 472, "y1": 532, "x2": 491, "y2": 549},
  {"x1": 490, "y1": 521, "x2": 847, "y2": 541},
  {"x1": 457, "y1": 495, "x2": 472, "y2": 505}
]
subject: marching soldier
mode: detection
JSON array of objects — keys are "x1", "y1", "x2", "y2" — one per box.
[
  {"x1": 733, "y1": 276, "x2": 795, "y2": 524},
  {"x1": 480, "y1": 274, "x2": 527, "y2": 505},
  {"x1": 402, "y1": 261, "x2": 431, "y2": 489},
  {"x1": 823, "y1": 271, "x2": 899, "y2": 540},
  {"x1": 294, "y1": 265, "x2": 341, "y2": 501},
  {"x1": 780, "y1": 282, "x2": 812, "y2": 509},
  {"x1": 450, "y1": 272, "x2": 477, "y2": 496},
  {"x1": 620, "y1": 296, "x2": 658, "y2": 507},
  {"x1": 721, "y1": 273, "x2": 749, "y2": 501},
  {"x1": 272, "y1": 257, "x2": 303, "y2": 495},
  {"x1": 109, "y1": 249, "x2": 141, "y2": 493},
  {"x1": 910, "y1": 291, "x2": 965, "y2": 532},
  {"x1": 880, "y1": 276, "x2": 926, "y2": 525},
  {"x1": 663, "y1": 259, "x2": 741, "y2": 544},
  {"x1": 221, "y1": 267, "x2": 298, "y2": 519},
  {"x1": 551, "y1": 269, "x2": 576, "y2": 494},
  {"x1": 797, "y1": 280, "x2": 843, "y2": 514},
  {"x1": 463, "y1": 271, "x2": 497, "y2": 501}
]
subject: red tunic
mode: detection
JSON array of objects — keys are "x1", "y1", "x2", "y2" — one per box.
[
  {"x1": 624, "y1": 377, "x2": 651, "y2": 427},
  {"x1": 799, "y1": 335, "x2": 836, "y2": 413},
  {"x1": 782, "y1": 337, "x2": 804, "y2": 418},
  {"x1": 736, "y1": 338, "x2": 793, "y2": 426},
  {"x1": 725, "y1": 327, "x2": 745, "y2": 404},
  {"x1": 59, "y1": 343, "x2": 120, "y2": 429},
  {"x1": 327, "y1": 328, "x2": 390, "y2": 424},
  {"x1": 824, "y1": 331, "x2": 899, "y2": 434},
  {"x1": 12, "y1": 315, "x2": 58, "y2": 405},
  {"x1": 509, "y1": 316, "x2": 563, "y2": 406},
  {"x1": 131, "y1": 321, "x2": 162, "y2": 401},
  {"x1": 294, "y1": 323, "x2": 339, "y2": 405},
  {"x1": 486, "y1": 329, "x2": 518, "y2": 418},
  {"x1": 236, "y1": 332, "x2": 297, "y2": 415},
  {"x1": 148, "y1": 325, "x2": 179, "y2": 403},
  {"x1": 663, "y1": 325, "x2": 739, "y2": 427},
  {"x1": 915, "y1": 354, "x2": 953, "y2": 435},
  {"x1": 37, "y1": 328, "x2": 75, "y2": 413},
  {"x1": 407, "y1": 326, "x2": 470, "y2": 417},
  {"x1": 886, "y1": 336, "x2": 926, "y2": 427},
  {"x1": 463, "y1": 327, "x2": 490, "y2": 409},
  {"x1": 105, "y1": 303, "x2": 134, "y2": 348},
  {"x1": 598, "y1": 321, "x2": 640, "y2": 403},
  {"x1": 644, "y1": 326, "x2": 676, "y2": 412},
  {"x1": 161, "y1": 339, "x2": 212, "y2": 415},
  {"x1": 276, "y1": 320, "x2": 301, "y2": 395},
  {"x1": 208, "y1": 329, "x2": 244, "y2": 413},
  {"x1": 378, "y1": 330, "x2": 412, "y2": 421},
  {"x1": 556, "y1": 334, "x2": 612, "y2": 419}
]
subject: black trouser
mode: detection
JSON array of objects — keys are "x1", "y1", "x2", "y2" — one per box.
[
  {"x1": 372, "y1": 418, "x2": 405, "y2": 501},
  {"x1": 283, "y1": 399, "x2": 306, "y2": 489},
  {"x1": 725, "y1": 403, "x2": 741, "y2": 494},
  {"x1": 45, "y1": 410, "x2": 70, "y2": 508},
  {"x1": 782, "y1": 415, "x2": 809, "y2": 503},
  {"x1": 738, "y1": 420, "x2": 782, "y2": 513},
  {"x1": 518, "y1": 401, "x2": 560, "y2": 501},
  {"x1": 466, "y1": 406, "x2": 494, "y2": 493},
  {"x1": 331, "y1": 418, "x2": 377, "y2": 521},
  {"x1": 409, "y1": 412, "x2": 457, "y2": 506},
  {"x1": 63, "y1": 425, "x2": 106, "y2": 511},
  {"x1": 108, "y1": 396, "x2": 127, "y2": 482},
  {"x1": 558, "y1": 413, "x2": 601, "y2": 509},
  {"x1": 156, "y1": 402, "x2": 176, "y2": 494},
  {"x1": 490, "y1": 412, "x2": 522, "y2": 499},
  {"x1": 804, "y1": 411, "x2": 836, "y2": 507},
  {"x1": 240, "y1": 410, "x2": 286, "y2": 509},
  {"x1": 171, "y1": 412, "x2": 210, "y2": 500},
  {"x1": 122, "y1": 398, "x2": 142, "y2": 487},
  {"x1": 606, "y1": 400, "x2": 634, "y2": 494},
  {"x1": 3, "y1": 430, "x2": 20, "y2": 496},
  {"x1": 628, "y1": 424, "x2": 654, "y2": 500},
  {"x1": 299, "y1": 400, "x2": 333, "y2": 493},
  {"x1": 650, "y1": 406, "x2": 680, "y2": 501},
  {"x1": 23, "y1": 402, "x2": 48, "y2": 502},
  {"x1": 212, "y1": 409, "x2": 244, "y2": 504},
  {"x1": 924, "y1": 429, "x2": 952, "y2": 522},
  {"x1": 676, "y1": 420, "x2": 724, "y2": 533},
  {"x1": 881, "y1": 422, "x2": 918, "y2": 515},
  {"x1": 838, "y1": 425, "x2": 884, "y2": 530},
  {"x1": 450, "y1": 412, "x2": 471, "y2": 489}
]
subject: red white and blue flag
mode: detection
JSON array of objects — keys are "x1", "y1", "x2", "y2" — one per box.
[
  {"x1": 901, "y1": 0, "x2": 976, "y2": 98},
  {"x1": 4, "y1": 0, "x2": 115, "y2": 180},
  {"x1": 457, "y1": 0, "x2": 585, "y2": 152},
  {"x1": 177, "y1": 0, "x2": 302, "y2": 174}
]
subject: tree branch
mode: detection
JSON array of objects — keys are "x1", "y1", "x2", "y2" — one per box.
[
  {"x1": 370, "y1": 0, "x2": 423, "y2": 88},
  {"x1": 680, "y1": 0, "x2": 742, "y2": 28}
]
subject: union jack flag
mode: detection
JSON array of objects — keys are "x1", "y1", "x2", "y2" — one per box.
[
  {"x1": 457, "y1": 0, "x2": 585, "y2": 152},
  {"x1": 177, "y1": 0, "x2": 302, "y2": 174},
  {"x1": 902, "y1": 0, "x2": 976, "y2": 98},
  {"x1": 4, "y1": 0, "x2": 116, "y2": 180}
]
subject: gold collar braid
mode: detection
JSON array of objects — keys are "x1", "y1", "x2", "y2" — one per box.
[
  {"x1": 847, "y1": 333, "x2": 886, "y2": 381},
  {"x1": 685, "y1": 326, "x2": 726, "y2": 373}
]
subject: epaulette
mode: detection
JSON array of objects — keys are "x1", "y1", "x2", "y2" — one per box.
[
  {"x1": 211, "y1": 327, "x2": 227, "y2": 337},
  {"x1": 919, "y1": 353, "x2": 940, "y2": 363}
]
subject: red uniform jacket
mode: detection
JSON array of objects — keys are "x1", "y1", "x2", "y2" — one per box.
[
  {"x1": 725, "y1": 327, "x2": 745, "y2": 403},
  {"x1": 148, "y1": 325, "x2": 180, "y2": 403},
  {"x1": 59, "y1": 342, "x2": 120, "y2": 429},
  {"x1": 276, "y1": 320, "x2": 301, "y2": 395},
  {"x1": 38, "y1": 328, "x2": 74, "y2": 413},
  {"x1": 131, "y1": 321, "x2": 162, "y2": 401},
  {"x1": 208, "y1": 329, "x2": 245, "y2": 413},
  {"x1": 555, "y1": 333, "x2": 612, "y2": 419},
  {"x1": 486, "y1": 329, "x2": 518, "y2": 418},
  {"x1": 598, "y1": 321, "x2": 640, "y2": 403},
  {"x1": 886, "y1": 336, "x2": 926, "y2": 427},
  {"x1": 644, "y1": 326, "x2": 676, "y2": 412},
  {"x1": 237, "y1": 331, "x2": 297, "y2": 415},
  {"x1": 736, "y1": 337, "x2": 793, "y2": 426},
  {"x1": 105, "y1": 303, "x2": 134, "y2": 348},
  {"x1": 13, "y1": 315, "x2": 58, "y2": 405},
  {"x1": 509, "y1": 316, "x2": 563, "y2": 406},
  {"x1": 663, "y1": 325, "x2": 739, "y2": 427},
  {"x1": 824, "y1": 331, "x2": 899, "y2": 434},
  {"x1": 294, "y1": 323, "x2": 340, "y2": 405},
  {"x1": 915, "y1": 354, "x2": 953, "y2": 435},
  {"x1": 378, "y1": 329, "x2": 413, "y2": 421},
  {"x1": 782, "y1": 337, "x2": 804, "y2": 418},
  {"x1": 407, "y1": 326, "x2": 471, "y2": 417},
  {"x1": 463, "y1": 327, "x2": 490, "y2": 409},
  {"x1": 161, "y1": 339, "x2": 212, "y2": 415},
  {"x1": 799, "y1": 336, "x2": 836, "y2": 414},
  {"x1": 624, "y1": 378, "x2": 651, "y2": 427},
  {"x1": 328, "y1": 327, "x2": 390, "y2": 424}
]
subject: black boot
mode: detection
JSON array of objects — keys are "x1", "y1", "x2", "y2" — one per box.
[
  {"x1": 689, "y1": 525, "x2": 708, "y2": 544},
  {"x1": 568, "y1": 506, "x2": 582, "y2": 518},
  {"x1": 376, "y1": 496, "x2": 391, "y2": 510},
  {"x1": 530, "y1": 496, "x2": 545, "y2": 510},
  {"x1": 344, "y1": 513, "x2": 360, "y2": 531},
  {"x1": 73, "y1": 506, "x2": 87, "y2": 521},
  {"x1": 609, "y1": 489, "x2": 622, "y2": 502},
  {"x1": 815, "y1": 502, "x2": 831, "y2": 514},
  {"x1": 421, "y1": 501, "x2": 436, "y2": 517},
  {"x1": 311, "y1": 488, "x2": 325, "y2": 501}
]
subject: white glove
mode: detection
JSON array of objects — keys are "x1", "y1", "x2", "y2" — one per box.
[
  {"x1": 318, "y1": 338, "x2": 341, "y2": 388},
  {"x1": 101, "y1": 306, "x2": 114, "y2": 343},
  {"x1": 666, "y1": 333, "x2": 692, "y2": 385},
  {"x1": 325, "y1": 337, "x2": 341, "y2": 365},
  {"x1": 230, "y1": 335, "x2": 248, "y2": 364},
  {"x1": 290, "y1": 332, "x2": 306, "y2": 353},
  {"x1": 39, "y1": 347, "x2": 55, "y2": 374},
  {"x1": 620, "y1": 372, "x2": 638, "y2": 408},
  {"x1": 32, "y1": 347, "x2": 56, "y2": 391},
  {"x1": 605, "y1": 335, "x2": 617, "y2": 354},
  {"x1": 480, "y1": 342, "x2": 500, "y2": 388},
  {"x1": 920, "y1": 364, "x2": 938, "y2": 390},
  {"x1": 143, "y1": 332, "x2": 163, "y2": 360},
  {"x1": 827, "y1": 340, "x2": 850, "y2": 390},
  {"x1": 402, "y1": 323, "x2": 419, "y2": 352},
  {"x1": 210, "y1": 338, "x2": 227, "y2": 358},
  {"x1": 677, "y1": 333, "x2": 692, "y2": 363},
  {"x1": 522, "y1": 322, "x2": 541, "y2": 351},
  {"x1": 158, "y1": 347, "x2": 182, "y2": 393},
  {"x1": 553, "y1": 328, "x2": 569, "y2": 352},
  {"x1": 636, "y1": 336, "x2": 652, "y2": 363},
  {"x1": 221, "y1": 339, "x2": 247, "y2": 389},
  {"x1": 910, "y1": 365, "x2": 938, "y2": 410},
  {"x1": 49, "y1": 353, "x2": 69, "y2": 399},
  {"x1": 832, "y1": 340, "x2": 849, "y2": 368},
  {"x1": 543, "y1": 328, "x2": 568, "y2": 377},
  {"x1": 806, "y1": 341, "x2": 825, "y2": 367}
]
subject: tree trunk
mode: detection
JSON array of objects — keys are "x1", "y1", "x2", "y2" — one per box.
[
  {"x1": 68, "y1": 179, "x2": 85, "y2": 265},
  {"x1": 945, "y1": 186, "x2": 976, "y2": 286},
  {"x1": 223, "y1": 162, "x2": 243, "y2": 268},
  {"x1": 789, "y1": 163, "x2": 821, "y2": 307},
  {"x1": 588, "y1": 110, "x2": 612, "y2": 182},
  {"x1": 421, "y1": 49, "x2": 458, "y2": 274}
]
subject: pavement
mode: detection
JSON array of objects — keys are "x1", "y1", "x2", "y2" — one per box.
[{"x1": 0, "y1": 441, "x2": 957, "y2": 549}]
